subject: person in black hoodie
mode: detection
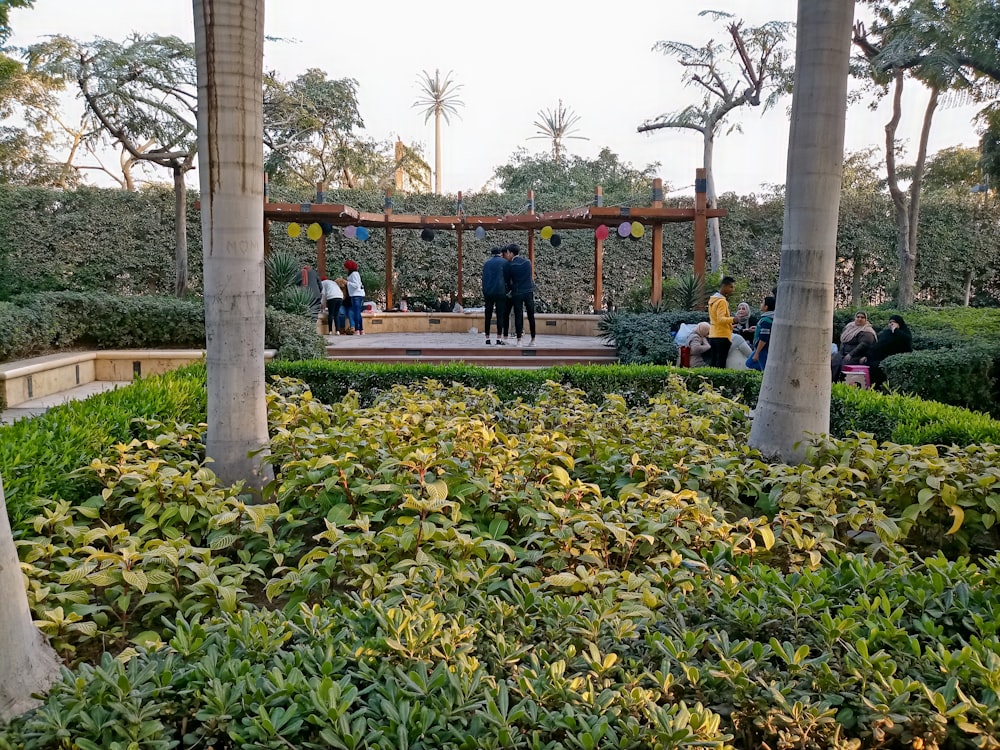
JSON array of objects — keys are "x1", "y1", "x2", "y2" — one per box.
[
  {"x1": 481, "y1": 246, "x2": 508, "y2": 345},
  {"x1": 865, "y1": 314, "x2": 913, "y2": 388},
  {"x1": 503, "y1": 243, "x2": 536, "y2": 346}
]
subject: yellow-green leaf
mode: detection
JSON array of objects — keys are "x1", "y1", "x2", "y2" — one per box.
[{"x1": 946, "y1": 504, "x2": 965, "y2": 536}]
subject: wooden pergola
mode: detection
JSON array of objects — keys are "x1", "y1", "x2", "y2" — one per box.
[{"x1": 263, "y1": 168, "x2": 726, "y2": 310}]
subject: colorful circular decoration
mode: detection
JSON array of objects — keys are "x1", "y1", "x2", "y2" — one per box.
[
  {"x1": 307, "y1": 223, "x2": 323, "y2": 241},
  {"x1": 550, "y1": 233, "x2": 562, "y2": 247},
  {"x1": 630, "y1": 221, "x2": 645, "y2": 239},
  {"x1": 617, "y1": 221, "x2": 631, "y2": 238},
  {"x1": 287, "y1": 222, "x2": 301, "y2": 238},
  {"x1": 344, "y1": 225, "x2": 357, "y2": 239},
  {"x1": 540, "y1": 225, "x2": 554, "y2": 240},
  {"x1": 356, "y1": 227, "x2": 370, "y2": 241},
  {"x1": 474, "y1": 226, "x2": 487, "y2": 240},
  {"x1": 595, "y1": 224, "x2": 609, "y2": 241}
]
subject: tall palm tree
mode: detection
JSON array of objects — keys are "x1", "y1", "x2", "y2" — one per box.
[
  {"x1": 748, "y1": 0, "x2": 855, "y2": 463},
  {"x1": 413, "y1": 69, "x2": 463, "y2": 195},
  {"x1": 0, "y1": 474, "x2": 61, "y2": 721},
  {"x1": 529, "y1": 99, "x2": 588, "y2": 162},
  {"x1": 193, "y1": 0, "x2": 271, "y2": 491}
]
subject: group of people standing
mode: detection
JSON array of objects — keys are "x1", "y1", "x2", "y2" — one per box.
[
  {"x1": 688, "y1": 276, "x2": 775, "y2": 371},
  {"x1": 319, "y1": 259, "x2": 366, "y2": 335},
  {"x1": 482, "y1": 243, "x2": 537, "y2": 347}
]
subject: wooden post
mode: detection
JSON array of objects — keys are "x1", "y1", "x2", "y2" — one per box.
[
  {"x1": 263, "y1": 171, "x2": 271, "y2": 258},
  {"x1": 315, "y1": 181, "x2": 326, "y2": 278},
  {"x1": 593, "y1": 185, "x2": 603, "y2": 311},
  {"x1": 527, "y1": 189, "x2": 536, "y2": 276},
  {"x1": 694, "y1": 168, "x2": 708, "y2": 309},
  {"x1": 384, "y1": 188, "x2": 393, "y2": 310},
  {"x1": 651, "y1": 178, "x2": 664, "y2": 306},
  {"x1": 456, "y1": 191, "x2": 464, "y2": 305}
]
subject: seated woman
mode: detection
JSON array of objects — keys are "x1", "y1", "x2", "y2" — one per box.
[
  {"x1": 864, "y1": 315, "x2": 912, "y2": 388},
  {"x1": 831, "y1": 311, "x2": 877, "y2": 380},
  {"x1": 686, "y1": 322, "x2": 712, "y2": 367}
]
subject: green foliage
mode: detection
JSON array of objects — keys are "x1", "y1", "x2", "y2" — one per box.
[
  {"x1": 882, "y1": 344, "x2": 1000, "y2": 416},
  {"x1": 6, "y1": 376, "x2": 1000, "y2": 748},
  {"x1": 0, "y1": 292, "x2": 325, "y2": 363},
  {"x1": 0, "y1": 364, "x2": 207, "y2": 525}
]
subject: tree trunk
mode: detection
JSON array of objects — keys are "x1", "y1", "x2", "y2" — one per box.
[
  {"x1": 194, "y1": 0, "x2": 271, "y2": 493},
  {"x1": 434, "y1": 109, "x2": 442, "y2": 195},
  {"x1": 749, "y1": 0, "x2": 854, "y2": 463},
  {"x1": 174, "y1": 166, "x2": 188, "y2": 297},
  {"x1": 899, "y1": 86, "x2": 939, "y2": 308},
  {"x1": 0, "y1": 474, "x2": 62, "y2": 722},
  {"x1": 703, "y1": 130, "x2": 723, "y2": 272},
  {"x1": 851, "y1": 251, "x2": 864, "y2": 307},
  {"x1": 963, "y1": 268, "x2": 973, "y2": 306}
]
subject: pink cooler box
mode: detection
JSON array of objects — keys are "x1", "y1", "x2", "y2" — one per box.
[{"x1": 842, "y1": 364, "x2": 870, "y2": 389}]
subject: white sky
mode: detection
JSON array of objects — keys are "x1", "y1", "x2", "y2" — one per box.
[{"x1": 8, "y1": 0, "x2": 985, "y2": 198}]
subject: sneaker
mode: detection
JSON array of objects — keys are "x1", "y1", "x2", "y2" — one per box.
[
  {"x1": 527, "y1": 338, "x2": 536, "y2": 347},
  {"x1": 496, "y1": 339, "x2": 506, "y2": 346},
  {"x1": 485, "y1": 339, "x2": 493, "y2": 345},
  {"x1": 516, "y1": 337, "x2": 523, "y2": 347}
]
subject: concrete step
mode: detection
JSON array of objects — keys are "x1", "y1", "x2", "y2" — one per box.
[{"x1": 325, "y1": 341, "x2": 618, "y2": 368}]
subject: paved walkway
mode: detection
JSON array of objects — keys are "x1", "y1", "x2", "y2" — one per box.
[{"x1": 0, "y1": 333, "x2": 615, "y2": 424}]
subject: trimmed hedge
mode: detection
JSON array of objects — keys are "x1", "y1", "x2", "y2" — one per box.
[
  {"x1": 265, "y1": 360, "x2": 1000, "y2": 446},
  {"x1": 0, "y1": 291, "x2": 325, "y2": 364}
]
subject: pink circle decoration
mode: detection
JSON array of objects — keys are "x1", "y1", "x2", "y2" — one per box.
[
  {"x1": 595, "y1": 224, "x2": 609, "y2": 241},
  {"x1": 344, "y1": 225, "x2": 357, "y2": 239},
  {"x1": 617, "y1": 221, "x2": 631, "y2": 238}
]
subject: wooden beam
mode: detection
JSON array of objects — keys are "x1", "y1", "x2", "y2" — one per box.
[
  {"x1": 315, "y1": 182, "x2": 326, "y2": 278},
  {"x1": 457, "y1": 191, "x2": 464, "y2": 305}
]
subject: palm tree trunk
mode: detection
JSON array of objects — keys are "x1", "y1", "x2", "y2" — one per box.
[
  {"x1": 703, "y1": 130, "x2": 723, "y2": 272},
  {"x1": 749, "y1": 0, "x2": 855, "y2": 463},
  {"x1": 434, "y1": 108, "x2": 442, "y2": 195},
  {"x1": 0, "y1": 473, "x2": 61, "y2": 721},
  {"x1": 194, "y1": 0, "x2": 271, "y2": 493}
]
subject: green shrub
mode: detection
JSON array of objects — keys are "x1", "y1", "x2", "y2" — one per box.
[
  {"x1": 0, "y1": 364, "x2": 208, "y2": 526},
  {"x1": 598, "y1": 309, "x2": 707, "y2": 365},
  {"x1": 882, "y1": 343, "x2": 1000, "y2": 416},
  {"x1": 0, "y1": 292, "x2": 324, "y2": 362}
]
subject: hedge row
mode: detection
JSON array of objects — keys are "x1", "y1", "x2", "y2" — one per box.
[{"x1": 0, "y1": 291, "x2": 325, "y2": 368}]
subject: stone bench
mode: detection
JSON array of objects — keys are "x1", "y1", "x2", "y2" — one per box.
[
  {"x1": 0, "y1": 350, "x2": 276, "y2": 409},
  {"x1": 316, "y1": 312, "x2": 603, "y2": 336}
]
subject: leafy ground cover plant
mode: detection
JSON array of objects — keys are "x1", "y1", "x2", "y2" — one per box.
[{"x1": 4, "y1": 375, "x2": 1000, "y2": 748}]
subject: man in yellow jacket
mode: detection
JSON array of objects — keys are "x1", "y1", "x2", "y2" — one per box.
[{"x1": 708, "y1": 276, "x2": 741, "y2": 368}]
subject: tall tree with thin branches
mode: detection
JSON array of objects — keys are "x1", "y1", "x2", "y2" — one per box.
[
  {"x1": 528, "y1": 99, "x2": 588, "y2": 163},
  {"x1": 412, "y1": 68, "x2": 463, "y2": 195},
  {"x1": 639, "y1": 12, "x2": 793, "y2": 273}
]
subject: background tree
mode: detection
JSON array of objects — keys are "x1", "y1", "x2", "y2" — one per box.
[
  {"x1": 750, "y1": 0, "x2": 855, "y2": 462},
  {"x1": 494, "y1": 146, "x2": 659, "y2": 210},
  {"x1": 412, "y1": 68, "x2": 462, "y2": 195},
  {"x1": 25, "y1": 34, "x2": 198, "y2": 296},
  {"x1": 0, "y1": 473, "x2": 61, "y2": 721},
  {"x1": 837, "y1": 147, "x2": 894, "y2": 307},
  {"x1": 263, "y1": 68, "x2": 428, "y2": 191},
  {"x1": 854, "y1": 0, "x2": 998, "y2": 307},
  {"x1": 638, "y1": 11, "x2": 793, "y2": 273},
  {"x1": 194, "y1": 0, "x2": 270, "y2": 492},
  {"x1": 0, "y1": 0, "x2": 30, "y2": 42},
  {"x1": 528, "y1": 99, "x2": 588, "y2": 163}
]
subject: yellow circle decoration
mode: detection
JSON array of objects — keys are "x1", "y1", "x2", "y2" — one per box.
[
  {"x1": 630, "y1": 221, "x2": 645, "y2": 239},
  {"x1": 540, "y1": 225, "x2": 554, "y2": 240},
  {"x1": 287, "y1": 222, "x2": 301, "y2": 238},
  {"x1": 307, "y1": 222, "x2": 323, "y2": 241}
]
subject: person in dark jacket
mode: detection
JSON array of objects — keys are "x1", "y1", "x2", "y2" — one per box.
[
  {"x1": 831, "y1": 310, "x2": 877, "y2": 380},
  {"x1": 481, "y1": 246, "x2": 508, "y2": 345},
  {"x1": 864, "y1": 314, "x2": 913, "y2": 388},
  {"x1": 503, "y1": 243, "x2": 536, "y2": 346}
]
